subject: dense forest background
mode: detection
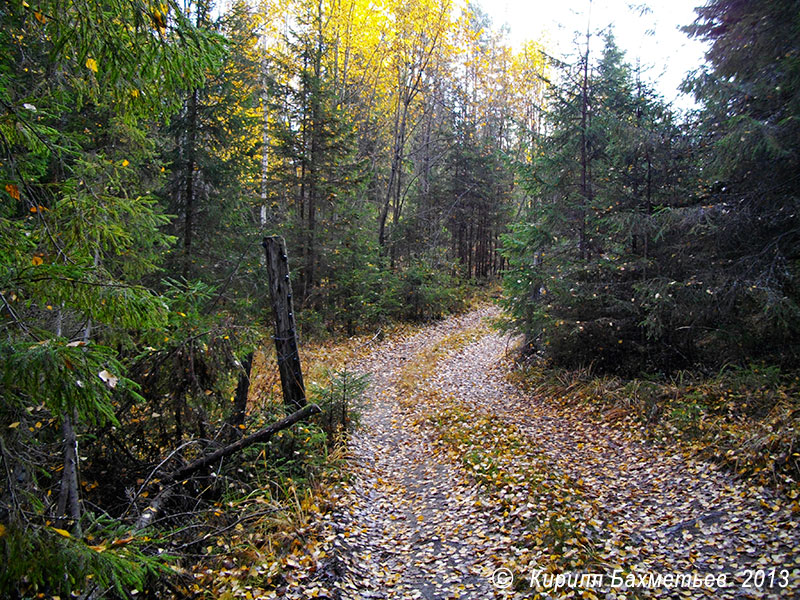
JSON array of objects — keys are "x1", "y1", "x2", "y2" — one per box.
[{"x1": 1, "y1": 0, "x2": 798, "y2": 596}]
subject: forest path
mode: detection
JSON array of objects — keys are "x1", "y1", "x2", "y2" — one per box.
[{"x1": 288, "y1": 305, "x2": 799, "y2": 599}]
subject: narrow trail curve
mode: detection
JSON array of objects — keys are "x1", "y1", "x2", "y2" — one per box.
[{"x1": 302, "y1": 305, "x2": 799, "y2": 599}]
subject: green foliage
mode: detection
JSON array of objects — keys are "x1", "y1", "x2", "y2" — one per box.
[
  {"x1": 0, "y1": 0, "x2": 223, "y2": 367},
  {"x1": 393, "y1": 254, "x2": 468, "y2": 321},
  {"x1": 310, "y1": 368, "x2": 370, "y2": 441},
  {"x1": 502, "y1": 33, "x2": 695, "y2": 373},
  {"x1": 161, "y1": 0, "x2": 264, "y2": 292},
  {"x1": 684, "y1": 0, "x2": 800, "y2": 184},
  {"x1": 0, "y1": 2, "x2": 234, "y2": 597},
  {"x1": 430, "y1": 122, "x2": 513, "y2": 281},
  {"x1": 122, "y1": 278, "x2": 260, "y2": 458},
  {"x1": 0, "y1": 517, "x2": 171, "y2": 598},
  {"x1": 253, "y1": 420, "x2": 330, "y2": 492},
  {"x1": 675, "y1": 0, "x2": 800, "y2": 367},
  {"x1": 259, "y1": 0, "x2": 499, "y2": 336},
  {"x1": 264, "y1": 5, "x2": 382, "y2": 335},
  {"x1": 1, "y1": 338, "x2": 140, "y2": 426},
  {"x1": 501, "y1": 21, "x2": 799, "y2": 373}
]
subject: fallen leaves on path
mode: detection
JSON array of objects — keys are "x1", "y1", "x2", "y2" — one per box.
[
  {"x1": 422, "y1": 308, "x2": 800, "y2": 598},
  {"x1": 240, "y1": 305, "x2": 799, "y2": 599}
]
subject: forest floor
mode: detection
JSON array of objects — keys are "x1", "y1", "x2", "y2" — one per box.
[{"x1": 268, "y1": 305, "x2": 800, "y2": 599}]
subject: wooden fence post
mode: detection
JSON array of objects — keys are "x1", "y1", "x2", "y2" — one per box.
[{"x1": 262, "y1": 236, "x2": 306, "y2": 412}]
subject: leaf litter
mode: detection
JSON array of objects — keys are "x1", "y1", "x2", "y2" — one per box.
[{"x1": 264, "y1": 306, "x2": 800, "y2": 599}]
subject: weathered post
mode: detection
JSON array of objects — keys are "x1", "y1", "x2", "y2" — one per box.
[{"x1": 262, "y1": 236, "x2": 306, "y2": 412}]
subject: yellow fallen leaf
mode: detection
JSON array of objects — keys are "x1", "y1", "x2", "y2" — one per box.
[
  {"x1": 85, "y1": 57, "x2": 98, "y2": 73},
  {"x1": 121, "y1": 159, "x2": 129, "y2": 167},
  {"x1": 89, "y1": 544, "x2": 107, "y2": 553},
  {"x1": 52, "y1": 527, "x2": 72, "y2": 538},
  {"x1": 111, "y1": 535, "x2": 134, "y2": 547},
  {"x1": 8, "y1": 422, "x2": 20, "y2": 429},
  {"x1": 32, "y1": 256, "x2": 43, "y2": 266}
]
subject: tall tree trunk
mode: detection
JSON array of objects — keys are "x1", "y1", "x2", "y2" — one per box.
[
  {"x1": 183, "y1": 88, "x2": 199, "y2": 280},
  {"x1": 379, "y1": 22, "x2": 443, "y2": 261},
  {"x1": 230, "y1": 352, "x2": 254, "y2": 438},
  {"x1": 421, "y1": 98, "x2": 433, "y2": 240},
  {"x1": 305, "y1": 0, "x2": 325, "y2": 296},
  {"x1": 55, "y1": 415, "x2": 80, "y2": 529},
  {"x1": 379, "y1": 91, "x2": 408, "y2": 261},
  {"x1": 579, "y1": 12, "x2": 592, "y2": 261},
  {"x1": 261, "y1": 48, "x2": 271, "y2": 232},
  {"x1": 467, "y1": 220, "x2": 473, "y2": 279},
  {"x1": 299, "y1": 104, "x2": 309, "y2": 297},
  {"x1": 55, "y1": 304, "x2": 84, "y2": 531}
]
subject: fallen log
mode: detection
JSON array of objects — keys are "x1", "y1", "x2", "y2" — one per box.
[
  {"x1": 135, "y1": 485, "x2": 176, "y2": 530},
  {"x1": 136, "y1": 403, "x2": 320, "y2": 529}
]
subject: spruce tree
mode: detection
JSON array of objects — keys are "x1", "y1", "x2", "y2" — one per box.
[
  {"x1": 680, "y1": 0, "x2": 800, "y2": 364},
  {"x1": 266, "y1": 0, "x2": 371, "y2": 331},
  {"x1": 0, "y1": 0, "x2": 222, "y2": 593},
  {"x1": 502, "y1": 33, "x2": 692, "y2": 372}
]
